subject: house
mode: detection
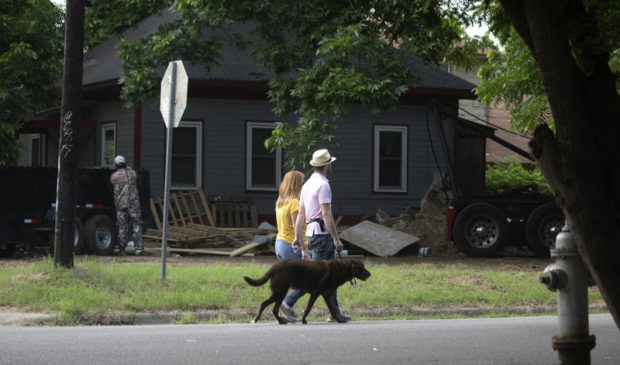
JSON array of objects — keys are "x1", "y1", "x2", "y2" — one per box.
[{"x1": 22, "y1": 10, "x2": 485, "y2": 223}]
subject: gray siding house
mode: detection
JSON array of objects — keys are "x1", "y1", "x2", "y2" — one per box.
[{"x1": 24, "y1": 11, "x2": 484, "y2": 223}]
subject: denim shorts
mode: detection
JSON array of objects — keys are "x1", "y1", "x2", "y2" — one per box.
[{"x1": 308, "y1": 234, "x2": 334, "y2": 261}]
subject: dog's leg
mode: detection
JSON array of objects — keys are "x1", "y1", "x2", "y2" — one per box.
[
  {"x1": 322, "y1": 292, "x2": 346, "y2": 322},
  {"x1": 301, "y1": 294, "x2": 320, "y2": 324},
  {"x1": 272, "y1": 290, "x2": 289, "y2": 325},
  {"x1": 253, "y1": 296, "x2": 276, "y2": 323}
]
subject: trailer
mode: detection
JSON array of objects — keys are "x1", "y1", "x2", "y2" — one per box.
[
  {"x1": 446, "y1": 185, "x2": 564, "y2": 257},
  {"x1": 0, "y1": 167, "x2": 149, "y2": 257},
  {"x1": 430, "y1": 104, "x2": 564, "y2": 258}
]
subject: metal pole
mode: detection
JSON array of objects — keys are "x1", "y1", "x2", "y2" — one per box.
[
  {"x1": 161, "y1": 62, "x2": 177, "y2": 281},
  {"x1": 539, "y1": 219, "x2": 595, "y2": 364}
]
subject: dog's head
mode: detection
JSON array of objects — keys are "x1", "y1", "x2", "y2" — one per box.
[{"x1": 351, "y1": 260, "x2": 371, "y2": 281}]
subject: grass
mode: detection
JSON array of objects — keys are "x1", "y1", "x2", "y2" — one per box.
[{"x1": 0, "y1": 256, "x2": 606, "y2": 325}]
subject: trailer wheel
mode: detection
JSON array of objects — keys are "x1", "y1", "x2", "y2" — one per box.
[
  {"x1": 526, "y1": 203, "x2": 564, "y2": 258},
  {"x1": 453, "y1": 202, "x2": 509, "y2": 257},
  {"x1": 73, "y1": 219, "x2": 85, "y2": 254},
  {"x1": 46, "y1": 217, "x2": 84, "y2": 254},
  {"x1": 84, "y1": 215, "x2": 116, "y2": 255}
]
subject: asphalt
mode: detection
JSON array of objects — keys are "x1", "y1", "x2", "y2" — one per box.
[{"x1": 0, "y1": 304, "x2": 610, "y2": 326}]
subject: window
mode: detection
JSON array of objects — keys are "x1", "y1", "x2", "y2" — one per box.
[
  {"x1": 30, "y1": 135, "x2": 42, "y2": 167},
  {"x1": 246, "y1": 122, "x2": 281, "y2": 191},
  {"x1": 101, "y1": 123, "x2": 116, "y2": 166},
  {"x1": 171, "y1": 121, "x2": 202, "y2": 190},
  {"x1": 373, "y1": 125, "x2": 408, "y2": 193}
]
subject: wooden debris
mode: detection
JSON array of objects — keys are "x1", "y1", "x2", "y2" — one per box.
[{"x1": 229, "y1": 242, "x2": 263, "y2": 257}]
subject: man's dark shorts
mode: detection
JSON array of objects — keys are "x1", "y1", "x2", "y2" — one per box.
[{"x1": 308, "y1": 234, "x2": 334, "y2": 260}]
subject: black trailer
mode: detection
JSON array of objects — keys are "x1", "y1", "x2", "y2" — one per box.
[
  {"x1": 0, "y1": 167, "x2": 149, "y2": 257},
  {"x1": 429, "y1": 103, "x2": 564, "y2": 258},
  {"x1": 446, "y1": 185, "x2": 564, "y2": 257}
]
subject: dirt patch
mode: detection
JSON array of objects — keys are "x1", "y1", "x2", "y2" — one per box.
[{"x1": 0, "y1": 246, "x2": 552, "y2": 272}]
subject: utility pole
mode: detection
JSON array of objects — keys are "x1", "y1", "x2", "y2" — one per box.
[{"x1": 54, "y1": 0, "x2": 85, "y2": 268}]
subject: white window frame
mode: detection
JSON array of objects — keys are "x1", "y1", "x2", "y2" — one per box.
[
  {"x1": 171, "y1": 121, "x2": 203, "y2": 190},
  {"x1": 373, "y1": 124, "x2": 408, "y2": 193},
  {"x1": 101, "y1": 123, "x2": 116, "y2": 167},
  {"x1": 246, "y1": 122, "x2": 282, "y2": 191}
]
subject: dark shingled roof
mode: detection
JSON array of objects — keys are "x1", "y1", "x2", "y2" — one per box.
[{"x1": 83, "y1": 9, "x2": 475, "y2": 96}]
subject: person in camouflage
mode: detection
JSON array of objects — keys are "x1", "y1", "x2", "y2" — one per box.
[{"x1": 110, "y1": 155, "x2": 143, "y2": 256}]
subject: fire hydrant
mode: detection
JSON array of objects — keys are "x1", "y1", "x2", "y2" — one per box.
[{"x1": 539, "y1": 221, "x2": 595, "y2": 364}]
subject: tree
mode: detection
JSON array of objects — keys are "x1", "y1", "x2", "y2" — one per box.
[
  {"x1": 488, "y1": 0, "x2": 620, "y2": 328},
  {"x1": 0, "y1": 0, "x2": 64, "y2": 166}
]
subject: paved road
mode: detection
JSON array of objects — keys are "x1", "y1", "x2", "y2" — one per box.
[{"x1": 1, "y1": 314, "x2": 618, "y2": 364}]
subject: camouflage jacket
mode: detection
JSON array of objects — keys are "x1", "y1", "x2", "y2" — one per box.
[{"x1": 110, "y1": 168, "x2": 140, "y2": 210}]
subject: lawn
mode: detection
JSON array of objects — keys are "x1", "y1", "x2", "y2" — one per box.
[{"x1": 0, "y1": 255, "x2": 606, "y2": 325}]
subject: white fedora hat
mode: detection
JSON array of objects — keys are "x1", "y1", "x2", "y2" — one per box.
[{"x1": 310, "y1": 149, "x2": 336, "y2": 167}]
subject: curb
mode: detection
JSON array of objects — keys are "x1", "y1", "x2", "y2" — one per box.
[{"x1": 0, "y1": 305, "x2": 609, "y2": 326}]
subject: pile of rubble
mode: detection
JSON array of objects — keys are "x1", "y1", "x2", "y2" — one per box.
[{"x1": 345, "y1": 178, "x2": 459, "y2": 256}]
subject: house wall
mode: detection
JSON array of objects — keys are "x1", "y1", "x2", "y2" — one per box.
[
  {"x1": 89, "y1": 100, "x2": 137, "y2": 167},
  {"x1": 138, "y1": 98, "x2": 455, "y2": 217}
]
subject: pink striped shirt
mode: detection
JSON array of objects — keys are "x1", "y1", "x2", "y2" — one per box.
[{"x1": 299, "y1": 172, "x2": 332, "y2": 236}]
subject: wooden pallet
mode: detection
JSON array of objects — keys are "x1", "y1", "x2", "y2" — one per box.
[
  {"x1": 207, "y1": 195, "x2": 258, "y2": 228},
  {"x1": 150, "y1": 188, "x2": 216, "y2": 230}
]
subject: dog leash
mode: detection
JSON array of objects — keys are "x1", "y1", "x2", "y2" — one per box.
[{"x1": 337, "y1": 251, "x2": 357, "y2": 287}]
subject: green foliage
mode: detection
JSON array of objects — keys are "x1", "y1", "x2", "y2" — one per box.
[
  {"x1": 485, "y1": 156, "x2": 552, "y2": 195},
  {"x1": 0, "y1": 0, "x2": 63, "y2": 165},
  {"x1": 0, "y1": 122, "x2": 24, "y2": 166},
  {"x1": 477, "y1": 1, "x2": 620, "y2": 137},
  {"x1": 113, "y1": 0, "x2": 489, "y2": 169},
  {"x1": 85, "y1": 0, "x2": 172, "y2": 48}
]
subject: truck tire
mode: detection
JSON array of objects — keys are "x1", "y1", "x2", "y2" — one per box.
[
  {"x1": 74, "y1": 219, "x2": 85, "y2": 254},
  {"x1": 84, "y1": 214, "x2": 116, "y2": 256},
  {"x1": 453, "y1": 202, "x2": 509, "y2": 257},
  {"x1": 45, "y1": 217, "x2": 84, "y2": 254},
  {"x1": 526, "y1": 203, "x2": 564, "y2": 258}
]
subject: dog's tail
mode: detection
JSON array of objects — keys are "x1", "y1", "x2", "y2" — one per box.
[{"x1": 243, "y1": 267, "x2": 274, "y2": 287}]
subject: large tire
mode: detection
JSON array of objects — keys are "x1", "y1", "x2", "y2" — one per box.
[
  {"x1": 84, "y1": 214, "x2": 117, "y2": 256},
  {"x1": 46, "y1": 217, "x2": 84, "y2": 254},
  {"x1": 526, "y1": 203, "x2": 564, "y2": 258},
  {"x1": 73, "y1": 218, "x2": 85, "y2": 254},
  {"x1": 453, "y1": 202, "x2": 509, "y2": 257}
]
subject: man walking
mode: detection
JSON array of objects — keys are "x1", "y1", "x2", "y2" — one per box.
[
  {"x1": 291, "y1": 149, "x2": 351, "y2": 322},
  {"x1": 110, "y1": 155, "x2": 144, "y2": 256}
]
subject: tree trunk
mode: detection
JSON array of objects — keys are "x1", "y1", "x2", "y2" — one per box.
[{"x1": 500, "y1": 0, "x2": 620, "y2": 329}]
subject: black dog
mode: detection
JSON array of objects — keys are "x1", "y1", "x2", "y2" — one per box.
[{"x1": 244, "y1": 258, "x2": 371, "y2": 324}]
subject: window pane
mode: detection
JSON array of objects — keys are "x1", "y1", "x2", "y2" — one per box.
[
  {"x1": 379, "y1": 160, "x2": 401, "y2": 186},
  {"x1": 172, "y1": 128, "x2": 196, "y2": 155},
  {"x1": 379, "y1": 131, "x2": 402, "y2": 158},
  {"x1": 171, "y1": 156, "x2": 196, "y2": 185},
  {"x1": 251, "y1": 127, "x2": 275, "y2": 187},
  {"x1": 102, "y1": 128, "x2": 115, "y2": 165},
  {"x1": 172, "y1": 126, "x2": 197, "y2": 186},
  {"x1": 31, "y1": 137, "x2": 40, "y2": 167},
  {"x1": 379, "y1": 130, "x2": 403, "y2": 188}
]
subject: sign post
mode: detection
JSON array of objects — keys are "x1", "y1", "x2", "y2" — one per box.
[{"x1": 159, "y1": 60, "x2": 188, "y2": 280}]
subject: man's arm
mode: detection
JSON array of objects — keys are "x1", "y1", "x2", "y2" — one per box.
[{"x1": 320, "y1": 203, "x2": 343, "y2": 252}]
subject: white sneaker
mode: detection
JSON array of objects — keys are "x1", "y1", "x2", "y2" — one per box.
[{"x1": 280, "y1": 302, "x2": 299, "y2": 323}]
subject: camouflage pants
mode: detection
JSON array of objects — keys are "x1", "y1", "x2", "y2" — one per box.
[{"x1": 116, "y1": 207, "x2": 143, "y2": 248}]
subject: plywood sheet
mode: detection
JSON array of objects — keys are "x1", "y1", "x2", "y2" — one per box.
[{"x1": 340, "y1": 220, "x2": 420, "y2": 257}]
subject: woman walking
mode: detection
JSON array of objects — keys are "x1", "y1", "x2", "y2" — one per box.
[{"x1": 274, "y1": 170, "x2": 308, "y2": 323}]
